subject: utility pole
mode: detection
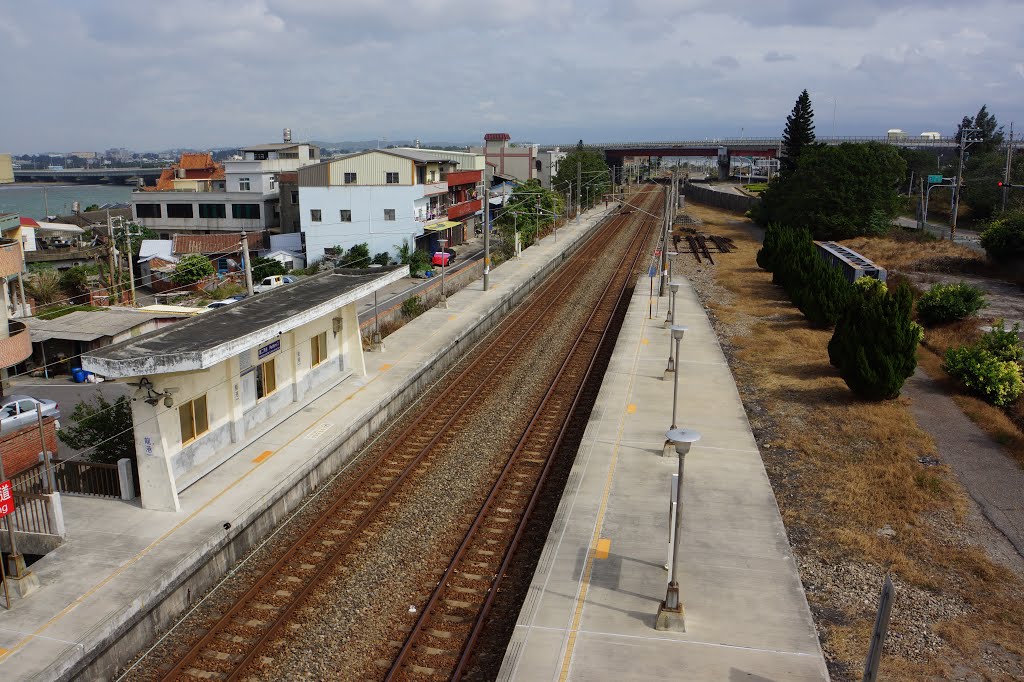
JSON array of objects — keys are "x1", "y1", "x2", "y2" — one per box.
[
  {"x1": 240, "y1": 231, "x2": 254, "y2": 296},
  {"x1": 660, "y1": 185, "x2": 669, "y2": 296},
  {"x1": 106, "y1": 210, "x2": 118, "y2": 302},
  {"x1": 114, "y1": 217, "x2": 139, "y2": 307},
  {"x1": 576, "y1": 161, "x2": 582, "y2": 223},
  {"x1": 483, "y1": 166, "x2": 491, "y2": 291},
  {"x1": 1002, "y1": 122, "x2": 1015, "y2": 214},
  {"x1": 951, "y1": 127, "x2": 979, "y2": 241}
]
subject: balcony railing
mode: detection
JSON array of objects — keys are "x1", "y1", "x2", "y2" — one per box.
[
  {"x1": 447, "y1": 198, "x2": 482, "y2": 221},
  {"x1": 0, "y1": 238, "x2": 23, "y2": 278}
]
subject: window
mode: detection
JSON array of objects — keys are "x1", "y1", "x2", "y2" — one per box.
[
  {"x1": 199, "y1": 203, "x2": 226, "y2": 219},
  {"x1": 239, "y1": 177, "x2": 251, "y2": 191},
  {"x1": 231, "y1": 203, "x2": 261, "y2": 219},
  {"x1": 256, "y1": 358, "x2": 276, "y2": 400},
  {"x1": 339, "y1": 209, "x2": 351, "y2": 222},
  {"x1": 290, "y1": 190, "x2": 299, "y2": 204},
  {"x1": 178, "y1": 394, "x2": 209, "y2": 444},
  {"x1": 386, "y1": 172, "x2": 399, "y2": 184},
  {"x1": 344, "y1": 172, "x2": 357, "y2": 184},
  {"x1": 384, "y1": 209, "x2": 396, "y2": 221},
  {"x1": 310, "y1": 331, "x2": 328, "y2": 367},
  {"x1": 135, "y1": 203, "x2": 161, "y2": 218},
  {"x1": 166, "y1": 204, "x2": 193, "y2": 219},
  {"x1": 253, "y1": 151, "x2": 268, "y2": 160},
  {"x1": 308, "y1": 148, "x2": 315, "y2": 159},
  {"x1": 311, "y1": 209, "x2": 322, "y2": 222},
  {"x1": 269, "y1": 175, "x2": 276, "y2": 191}
]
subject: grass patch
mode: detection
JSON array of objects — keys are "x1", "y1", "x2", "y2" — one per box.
[
  {"x1": 35, "y1": 304, "x2": 103, "y2": 320},
  {"x1": 681, "y1": 202, "x2": 1024, "y2": 680}
]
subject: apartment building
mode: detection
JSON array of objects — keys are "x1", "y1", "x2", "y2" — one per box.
[
  {"x1": 298, "y1": 149, "x2": 482, "y2": 263},
  {"x1": 131, "y1": 139, "x2": 320, "y2": 239}
]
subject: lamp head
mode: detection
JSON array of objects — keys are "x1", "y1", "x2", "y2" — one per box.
[
  {"x1": 671, "y1": 325, "x2": 687, "y2": 342},
  {"x1": 669, "y1": 282, "x2": 680, "y2": 294},
  {"x1": 164, "y1": 395, "x2": 174, "y2": 408},
  {"x1": 665, "y1": 427, "x2": 701, "y2": 456}
]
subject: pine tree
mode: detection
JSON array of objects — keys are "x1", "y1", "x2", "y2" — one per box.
[
  {"x1": 828, "y1": 281, "x2": 921, "y2": 400},
  {"x1": 780, "y1": 89, "x2": 816, "y2": 176}
]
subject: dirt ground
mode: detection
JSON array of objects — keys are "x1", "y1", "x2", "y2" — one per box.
[{"x1": 672, "y1": 204, "x2": 1024, "y2": 682}]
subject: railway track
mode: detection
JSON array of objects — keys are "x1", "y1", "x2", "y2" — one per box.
[
  {"x1": 384, "y1": 195, "x2": 658, "y2": 681},
  {"x1": 158, "y1": 187, "x2": 662, "y2": 681}
]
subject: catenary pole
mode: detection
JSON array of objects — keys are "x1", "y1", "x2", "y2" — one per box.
[{"x1": 483, "y1": 165, "x2": 491, "y2": 291}]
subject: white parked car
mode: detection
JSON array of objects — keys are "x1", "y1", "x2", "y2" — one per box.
[
  {"x1": 1, "y1": 395, "x2": 60, "y2": 434},
  {"x1": 253, "y1": 275, "x2": 285, "y2": 293}
]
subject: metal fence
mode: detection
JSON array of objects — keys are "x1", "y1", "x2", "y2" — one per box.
[{"x1": 2, "y1": 491, "x2": 56, "y2": 536}]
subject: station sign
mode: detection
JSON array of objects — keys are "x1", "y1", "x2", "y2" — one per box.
[
  {"x1": 258, "y1": 340, "x2": 281, "y2": 360},
  {"x1": 927, "y1": 175, "x2": 943, "y2": 184},
  {"x1": 0, "y1": 480, "x2": 14, "y2": 519}
]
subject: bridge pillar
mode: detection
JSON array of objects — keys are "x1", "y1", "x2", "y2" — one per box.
[{"x1": 717, "y1": 151, "x2": 731, "y2": 181}]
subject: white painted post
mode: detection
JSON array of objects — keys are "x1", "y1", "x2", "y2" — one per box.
[
  {"x1": 45, "y1": 492, "x2": 66, "y2": 537},
  {"x1": 117, "y1": 458, "x2": 136, "y2": 501}
]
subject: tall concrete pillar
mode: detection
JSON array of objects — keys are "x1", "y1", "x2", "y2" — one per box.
[
  {"x1": 130, "y1": 401, "x2": 181, "y2": 512},
  {"x1": 718, "y1": 153, "x2": 731, "y2": 181}
]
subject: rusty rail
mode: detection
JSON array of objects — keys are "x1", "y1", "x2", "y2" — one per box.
[
  {"x1": 386, "y1": 188, "x2": 660, "y2": 680},
  {"x1": 160, "y1": 191, "x2": 644, "y2": 682}
]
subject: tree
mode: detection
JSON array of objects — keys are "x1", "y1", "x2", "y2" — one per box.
[
  {"x1": 956, "y1": 104, "x2": 1004, "y2": 154},
  {"x1": 755, "y1": 143, "x2": 905, "y2": 239},
  {"x1": 780, "y1": 89, "x2": 816, "y2": 176},
  {"x1": 84, "y1": 204, "x2": 100, "y2": 212},
  {"x1": 495, "y1": 180, "x2": 564, "y2": 257},
  {"x1": 57, "y1": 395, "x2": 136, "y2": 466},
  {"x1": 372, "y1": 252, "x2": 391, "y2": 266},
  {"x1": 59, "y1": 265, "x2": 91, "y2": 303},
  {"x1": 340, "y1": 242, "x2": 371, "y2": 267},
  {"x1": 980, "y1": 210, "x2": 1024, "y2": 262},
  {"x1": 172, "y1": 253, "x2": 215, "y2": 285},
  {"x1": 113, "y1": 220, "x2": 158, "y2": 255},
  {"x1": 828, "y1": 280, "x2": 922, "y2": 400},
  {"x1": 252, "y1": 256, "x2": 286, "y2": 281},
  {"x1": 395, "y1": 239, "x2": 428, "y2": 275},
  {"x1": 551, "y1": 143, "x2": 610, "y2": 213},
  {"x1": 26, "y1": 268, "x2": 62, "y2": 305}
]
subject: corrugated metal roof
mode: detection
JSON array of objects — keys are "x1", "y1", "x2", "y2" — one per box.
[
  {"x1": 30, "y1": 309, "x2": 166, "y2": 343},
  {"x1": 172, "y1": 231, "x2": 268, "y2": 256}
]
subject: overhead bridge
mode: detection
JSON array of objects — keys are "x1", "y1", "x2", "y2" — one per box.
[{"x1": 13, "y1": 167, "x2": 168, "y2": 185}]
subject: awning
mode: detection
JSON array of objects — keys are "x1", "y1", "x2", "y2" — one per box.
[
  {"x1": 35, "y1": 222, "x2": 85, "y2": 234},
  {"x1": 423, "y1": 221, "x2": 462, "y2": 232}
]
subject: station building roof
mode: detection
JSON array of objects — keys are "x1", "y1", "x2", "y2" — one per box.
[{"x1": 82, "y1": 265, "x2": 407, "y2": 377}]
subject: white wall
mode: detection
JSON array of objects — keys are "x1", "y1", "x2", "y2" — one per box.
[{"x1": 300, "y1": 184, "x2": 425, "y2": 263}]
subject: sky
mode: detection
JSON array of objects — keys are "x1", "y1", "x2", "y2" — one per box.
[{"x1": 2, "y1": 0, "x2": 1023, "y2": 153}]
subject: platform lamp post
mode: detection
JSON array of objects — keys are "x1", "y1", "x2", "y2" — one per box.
[
  {"x1": 662, "y1": 325, "x2": 688, "y2": 437},
  {"x1": 438, "y1": 238, "x2": 448, "y2": 309},
  {"x1": 664, "y1": 280, "x2": 679, "y2": 329},
  {"x1": 656, "y1": 426, "x2": 701, "y2": 632}
]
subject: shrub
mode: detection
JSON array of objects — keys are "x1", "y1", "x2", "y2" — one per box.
[
  {"x1": 979, "y1": 319, "x2": 1024, "y2": 362},
  {"x1": 252, "y1": 256, "x2": 286, "y2": 281},
  {"x1": 915, "y1": 282, "x2": 986, "y2": 325},
  {"x1": 980, "y1": 210, "x2": 1024, "y2": 262},
  {"x1": 854, "y1": 276, "x2": 887, "y2": 298},
  {"x1": 943, "y1": 345, "x2": 1024, "y2": 407},
  {"x1": 828, "y1": 281, "x2": 922, "y2": 400},
  {"x1": 373, "y1": 252, "x2": 391, "y2": 266},
  {"x1": 172, "y1": 254, "x2": 215, "y2": 285},
  {"x1": 26, "y1": 268, "x2": 62, "y2": 305},
  {"x1": 401, "y1": 295, "x2": 424, "y2": 318},
  {"x1": 794, "y1": 255, "x2": 853, "y2": 328}
]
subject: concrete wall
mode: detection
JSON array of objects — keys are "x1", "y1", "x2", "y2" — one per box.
[
  {"x1": 682, "y1": 182, "x2": 760, "y2": 213},
  {"x1": 300, "y1": 184, "x2": 425, "y2": 263},
  {"x1": 0, "y1": 154, "x2": 13, "y2": 184},
  {"x1": 64, "y1": 206, "x2": 616, "y2": 682}
]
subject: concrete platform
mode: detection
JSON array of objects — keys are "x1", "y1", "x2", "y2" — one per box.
[
  {"x1": 497, "y1": 277, "x2": 829, "y2": 680},
  {"x1": 0, "y1": 207, "x2": 614, "y2": 681}
]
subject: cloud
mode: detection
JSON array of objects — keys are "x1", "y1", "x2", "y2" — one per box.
[{"x1": 0, "y1": 0, "x2": 1022, "y2": 152}]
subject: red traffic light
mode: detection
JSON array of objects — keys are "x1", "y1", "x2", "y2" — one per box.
[{"x1": 998, "y1": 181, "x2": 1005, "y2": 187}]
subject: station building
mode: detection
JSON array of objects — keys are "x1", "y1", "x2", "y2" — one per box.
[{"x1": 82, "y1": 265, "x2": 406, "y2": 511}]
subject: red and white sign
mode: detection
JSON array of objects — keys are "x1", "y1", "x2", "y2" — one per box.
[{"x1": 0, "y1": 480, "x2": 14, "y2": 518}]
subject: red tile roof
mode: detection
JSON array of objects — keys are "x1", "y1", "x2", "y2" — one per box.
[
  {"x1": 179, "y1": 152, "x2": 216, "y2": 170},
  {"x1": 172, "y1": 231, "x2": 269, "y2": 256},
  {"x1": 19, "y1": 217, "x2": 39, "y2": 228}
]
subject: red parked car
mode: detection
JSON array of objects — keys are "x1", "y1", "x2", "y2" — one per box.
[{"x1": 432, "y1": 250, "x2": 455, "y2": 267}]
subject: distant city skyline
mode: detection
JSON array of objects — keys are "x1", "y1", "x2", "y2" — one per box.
[{"x1": 2, "y1": 1, "x2": 1022, "y2": 154}]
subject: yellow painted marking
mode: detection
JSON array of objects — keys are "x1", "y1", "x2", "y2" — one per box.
[
  {"x1": 641, "y1": 338, "x2": 649, "y2": 345},
  {"x1": 558, "y1": 301, "x2": 649, "y2": 681},
  {"x1": 379, "y1": 363, "x2": 393, "y2": 371},
  {"x1": 448, "y1": 315, "x2": 458, "y2": 321},
  {"x1": 0, "y1": 297, "x2": 460, "y2": 663},
  {"x1": 252, "y1": 450, "x2": 275, "y2": 463},
  {"x1": 595, "y1": 538, "x2": 611, "y2": 559}
]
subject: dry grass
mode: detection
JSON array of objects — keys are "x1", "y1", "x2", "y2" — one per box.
[{"x1": 682, "y1": 203, "x2": 1024, "y2": 681}]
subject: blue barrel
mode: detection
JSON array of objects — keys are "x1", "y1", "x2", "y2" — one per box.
[{"x1": 72, "y1": 368, "x2": 86, "y2": 383}]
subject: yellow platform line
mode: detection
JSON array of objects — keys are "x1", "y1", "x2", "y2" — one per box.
[
  {"x1": 251, "y1": 450, "x2": 275, "y2": 463},
  {"x1": 558, "y1": 309, "x2": 649, "y2": 681}
]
